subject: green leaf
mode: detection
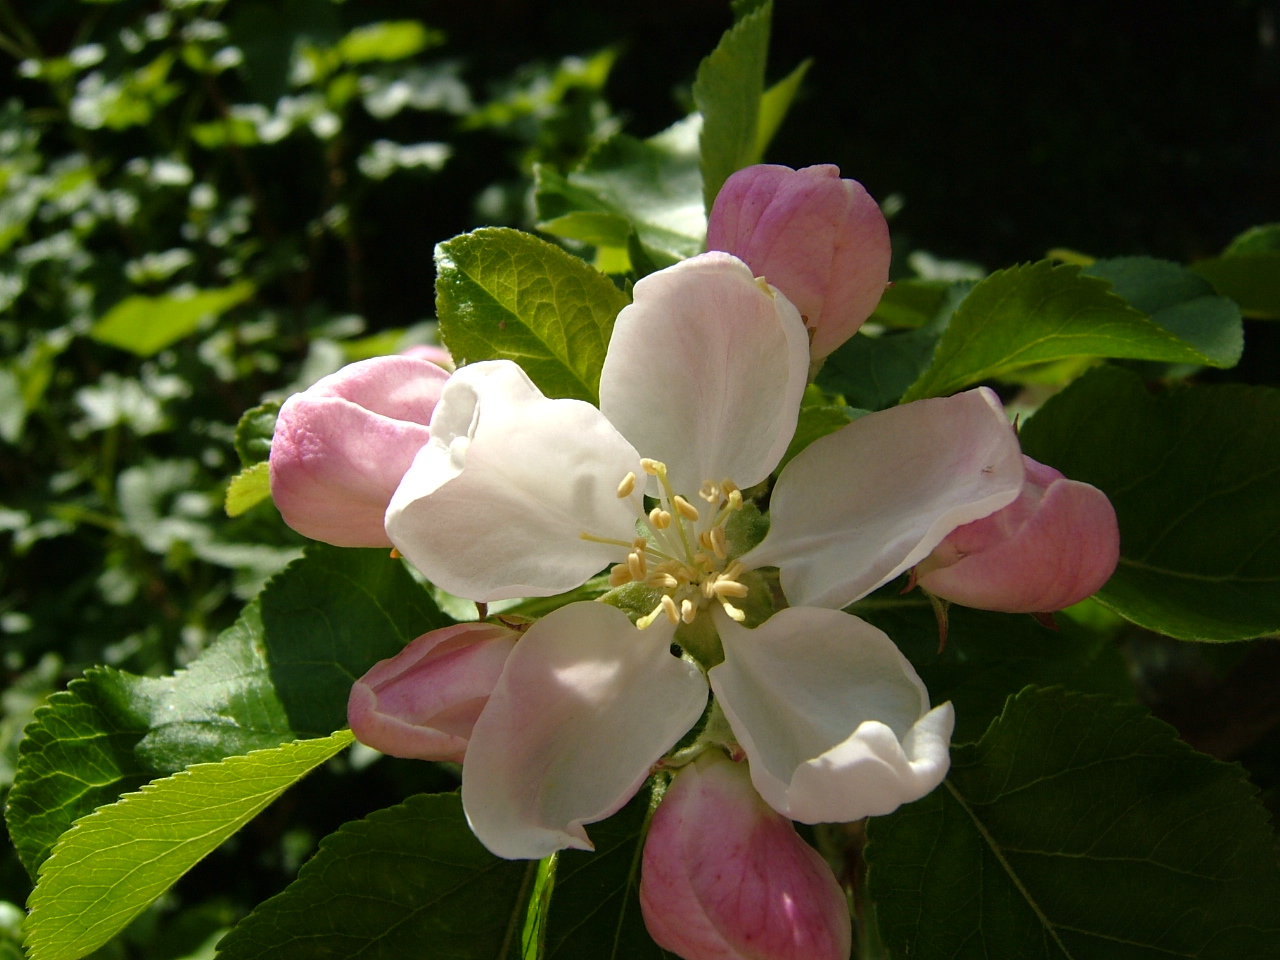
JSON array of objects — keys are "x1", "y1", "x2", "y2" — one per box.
[
  {"x1": 436, "y1": 228, "x2": 629, "y2": 403},
  {"x1": 6, "y1": 545, "x2": 446, "y2": 875},
  {"x1": 777, "y1": 400, "x2": 863, "y2": 472},
  {"x1": 1019, "y1": 365, "x2": 1280, "y2": 641},
  {"x1": 24, "y1": 732, "x2": 352, "y2": 960},
  {"x1": 754, "y1": 58, "x2": 811, "y2": 159},
  {"x1": 851, "y1": 597, "x2": 1132, "y2": 743},
  {"x1": 1191, "y1": 253, "x2": 1280, "y2": 320},
  {"x1": 867, "y1": 278, "x2": 955, "y2": 328},
  {"x1": 543, "y1": 781, "x2": 672, "y2": 960},
  {"x1": 1224, "y1": 222, "x2": 1280, "y2": 255},
  {"x1": 224, "y1": 462, "x2": 271, "y2": 517},
  {"x1": 213, "y1": 793, "x2": 534, "y2": 960},
  {"x1": 233, "y1": 399, "x2": 279, "y2": 467},
  {"x1": 89, "y1": 283, "x2": 254, "y2": 357},
  {"x1": 336, "y1": 21, "x2": 439, "y2": 64},
  {"x1": 535, "y1": 115, "x2": 706, "y2": 269},
  {"x1": 1083, "y1": 256, "x2": 1243, "y2": 367},
  {"x1": 818, "y1": 328, "x2": 939, "y2": 410},
  {"x1": 866, "y1": 688, "x2": 1280, "y2": 960},
  {"x1": 900, "y1": 261, "x2": 1223, "y2": 402},
  {"x1": 693, "y1": 1, "x2": 771, "y2": 211}
]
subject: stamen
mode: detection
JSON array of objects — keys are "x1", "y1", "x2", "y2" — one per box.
[
  {"x1": 616, "y1": 472, "x2": 636, "y2": 498},
  {"x1": 697, "y1": 530, "x2": 713, "y2": 551},
  {"x1": 640, "y1": 458, "x2": 663, "y2": 476},
  {"x1": 721, "y1": 479, "x2": 739, "y2": 496},
  {"x1": 720, "y1": 599, "x2": 747, "y2": 622},
  {"x1": 636, "y1": 604, "x2": 664, "y2": 630},
  {"x1": 673, "y1": 496, "x2": 700, "y2": 522},
  {"x1": 660, "y1": 594, "x2": 679, "y2": 624},
  {"x1": 712, "y1": 579, "x2": 749, "y2": 599},
  {"x1": 649, "y1": 507, "x2": 672, "y2": 530},
  {"x1": 723, "y1": 561, "x2": 746, "y2": 582},
  {"x1": 581, "y1": 532, "x2": 636, "y2": 549},
  {"x1": 727, "y1": 489, "x2": 743, "y2": 510},
  {"x1": 627, "y1": 551, "x2": 647, "y2": 581},
  {"x1": 680, "y1": 598, "x2": 697, "y2": 623},
  {"x1": 710, "y1": 526, "x2": 728, "y2": 560},
  {"x1": 609, "y1": 564, "x2": 632, "y2": 587},
  {"x1": 698, "y1": 480, "x2": 721, "y2": 503},
  {"x1": 647, "y1": 572, "x2": 679, "y2": 590},
  {"x1": 701, "y1": 579, "x2": 717, "y2": 599}
]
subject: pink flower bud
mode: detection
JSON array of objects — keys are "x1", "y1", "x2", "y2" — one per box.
[
  {"x1": 706, "y1": 164, "x2": 891, "y2": 360},
  {"x1": 917, "y1": 456, "x2": 1120, "y2": 613},
  {"x1": 640, "y1": 752, "x2": 851, "y2": 960},
  {"x1": 269, "y1": 356, "x2": 449, "y2": 547},
  {"x1": 348, "y1": 622, "x2": 517, "y2": 763}
]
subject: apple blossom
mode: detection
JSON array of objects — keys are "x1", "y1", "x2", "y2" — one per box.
[
  {"x1": 706, "y1": 163, "x2": 891, "y2": 360},
  {"x1": 640, "y1": 752, "x2": 851, "y2": 960},
  {"x1": 383, "y1": 251, "x2": 1025, "y2": 859},
  {"x1": 916, "y1": 455, "x2": 1120, "y2": 613},
  {"x1": 347, "y1": 621, "x2": 517, "y2": 763},
  {"x1": 269, "y1": 355, "x2": 449, "y2": 547}
]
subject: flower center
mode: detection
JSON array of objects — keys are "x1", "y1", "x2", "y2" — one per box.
[{"x1": 581, "y1": 458, "x2": 750, "y2": 629}]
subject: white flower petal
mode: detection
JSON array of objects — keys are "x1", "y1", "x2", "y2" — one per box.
[
  {"x1": 386, "y1": 361, "x2": 644, "y2": 601},
  {"x1": 744, "y1": 387, "x2": 1024, "y2": 609},
  {"x1": 709, "y1": 606, "x2": 954, "y2": 823},
  {"x1": 461, "y1": 602, "x2": 708, "y2": 859},
  {"x1": 599, "y1": 252, "x2": 810, "y2": 498}
]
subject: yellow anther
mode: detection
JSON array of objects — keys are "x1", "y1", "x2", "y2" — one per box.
[
  {"x1": 648, "y1": 507, "x2": 672, "y2": 530},
  {"x1": 723, "y1": 561, "x2": 746, "y2": 582},
  {"x1": 727, "y1": 489, "x2": 743, "y2": 510},
  {"x1": 713, "y1": 579, "x2": 749, "y2": 599},
  {"x1": 609, "y1": 564, "x2": 632, "y2": 587},
  {"x1": 627, "y1": 551, "x2": 647, "y2": 581},
  {"x1": 698, "y1": 480, "x2": 721, "y2": 503},
  {"x1": 722, "y1": 479, "x2": 739, "y2": 495},
  {"x1": 660, "y1": 594, "x2": 680, "y2": 624},
  {"x1": 754, "y1": 276, "x2": 774, "y2": 297},
  {"x1": 633, "y1": 537, "x2": 650, "y2": 550},
  {"x1": 617, "y1": 472, "x2": 636, "y2": 498},
  {"x1": 647, "y1": 572, "x2": 679, "y2": 590},
  {"x1": 673, "y1": 496, "x2": 700, "y2": 522},
  {"x1": 697, "y1": 530, "x2": 713, "y2": 551},
  {"x1": 640, "y1": 458, "x2": 663, "y2": 476},
  {"x1": 701, "y1": 579, "x2": 717, "y2": 599},
  {"x1": 681, "y1": 598, "x2": 697, "y2": 623},
  {"x1": 721, "y1": 599, "x2": 747, "y2": 622},
  {"x1": 710, "y1": 526, "x2": 728, "y2": 560}
]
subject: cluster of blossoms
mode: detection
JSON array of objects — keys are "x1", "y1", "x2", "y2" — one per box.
[{"x1": 270, "y1": 164, "x2": 1119, "y2": 960}]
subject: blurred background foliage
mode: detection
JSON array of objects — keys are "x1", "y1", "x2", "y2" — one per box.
[{"x1": 0, "y1": 0, "x2": 1276, "y2": 956}]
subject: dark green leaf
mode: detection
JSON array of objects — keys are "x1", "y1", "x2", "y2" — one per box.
[
  {"x1": 214, "y1": 793, "x2": 534, "y2": 960},
  {"x1": 1191, "y1": 253, "x2": 1280, "y2": 320},
  {"x1": 901, "y1": 261, "x2": 1223, "y2": 401},
  {"x1": 692, "y1": 1, "x2": 771, "y2": 211},
  {"x1": 234, "y1": 399, "x2": 280, "y2": 468},
  {"x1": 1020, "y1": 365, "x2": 1280, "y2": 641},
  {"x1": 1084, "y1": 256, "x2": 1243, "y2": 367},
  {"x1": 89, "y1": 283, "x2": 254, "y2": 357},
  {"x1": 544, "y1": 781, "x2": 672, "y2": 960},
  {"x1": 818, "y1": 328, "x2": 939, "y2": 410},
  {"x1": 436, "y1": 228, "x2": 629, "y2": 403},
  {"x1": 777, "y1": 402, "x2": 862, "y2": 472},
  {"x1": 852, "y1": 597, "x2": 1132, "y2": 743},
  {"x1": 867, "y1": 279, "x2": 954, "y2": 329},
  {"x1": 535, "y1": 117, "x2": 705, "y2": 269},
  {"x1": 1224, "y1": 222, "x2": 1280, "y2": 255},
  {"x1": 6, "y1": 545, "x2": 447, "y2": 875},
  {"x1": 24, "y1": 733, "x2": 352, "y2": 960},
  {"x1": 867, "y1": 687, "x2": 1280, "y2": 960}
]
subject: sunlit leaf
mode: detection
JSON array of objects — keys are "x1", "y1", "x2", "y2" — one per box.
[
  {"x1": 90, "y1": 283, "x2": 254, "y2": 357},
  {"x1": 24, "y1": 733, "x2": 352, "y2": 960}
]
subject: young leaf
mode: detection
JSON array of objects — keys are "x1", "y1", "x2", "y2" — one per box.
[
  {"x1": 1083, "y1": 255, "x2": 1243, "y2": 367},
  {"x1": 436, "y1": 227, "x2": 629, "y2": 403},
  {"x1": 233, "y1": 399, "x2": 280, "y2": 467},
  {"x1": 866, "y1": 688, "x2": 1280, "y2": 960},
  {"x1": 1020, "y1": 365, "x2": 1280, "y2": 641},
  {"x1": 754, "y1": 58, "x2": 811, "y2": 160},
  {"x1": 1191, "y1": 253, "x2": 1280, "y2": 319},
  {"x1": 543, "y1": 781, "x2": 673, "y2": 960},
  {"x1": 89, "y1": 283, "x2": 254, "y2": 357},
  {"x1": 213, "y1": 793, "x2": 534, "y2": 960},
  {"x1": 24, "y1": 732, "x2": 353, "y2": 960},
  {"x1": 693, "y1": 1, "x2": 771, "y2": 211},
  {"x1": 6, "y1": 545, "x2": 447, "y2": 875},
  {"x1": 224, "y1": 461, "x2": 271, "y2": 516},
  {"x1": 901, "y1": 261, "x2": 1223, "y2": 401},
  {"x1": 535, "y1": 116, "x2": 706, "y2": 269}
]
